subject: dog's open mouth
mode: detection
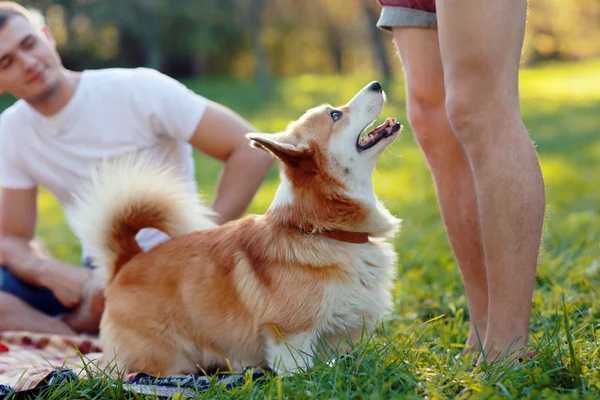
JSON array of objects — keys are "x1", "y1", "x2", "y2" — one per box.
[{"x1": 356, "y1": 117, "x2": 401, "y2": 151}]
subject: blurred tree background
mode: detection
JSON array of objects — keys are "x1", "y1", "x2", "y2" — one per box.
[{"x1": 16, "y1": 0, "x2": 600, "y2": 88}]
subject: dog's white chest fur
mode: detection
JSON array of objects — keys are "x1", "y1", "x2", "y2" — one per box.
[
  {"x1": 318, "y1": 240, "x2": 397, "y2": 335},
  {"x1": 264, "y1": 239, "x2": 398, "y2": 375}
]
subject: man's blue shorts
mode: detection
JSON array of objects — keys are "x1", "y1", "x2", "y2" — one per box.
[{"x1": 0, "y1": 258, "x2": 95, "y2": 316}]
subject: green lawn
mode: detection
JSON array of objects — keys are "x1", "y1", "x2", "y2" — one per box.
[{"x1": 1, "y1": 59, "x2": 599, "y2": 398}]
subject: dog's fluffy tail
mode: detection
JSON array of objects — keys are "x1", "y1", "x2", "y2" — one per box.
[{"x1": 67, "y1": 152, "x2": 217, "y2": 284}]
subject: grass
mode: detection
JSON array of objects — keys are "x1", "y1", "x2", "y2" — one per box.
[{"x1": 1, "y1": 58, "x2": 599, "y2": 398}]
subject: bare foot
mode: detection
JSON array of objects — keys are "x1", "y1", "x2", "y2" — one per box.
[
  {"x1": 461, "y1": 322, "x2": 487, "y2": 357},
  {"x1": 61, "y1": 277, "x2": 105, "y2": 335},
  {"x1": 477, "y1": 335, "x2": 529, "y2": 366}
]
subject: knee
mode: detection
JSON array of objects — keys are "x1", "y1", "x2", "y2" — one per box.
[
  {"x1": 444, "y1": 76, "x2": 520, "y2": 150},
  {"x1": 444, "y1": 86, "x2": 484, "y2": 141},
  {"x1": 406, "y1": 86, "x2": 447, "y2": 152}
]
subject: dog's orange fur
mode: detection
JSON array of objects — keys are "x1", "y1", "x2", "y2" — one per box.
[{"x1": 69, "y1": 82, "x2": 402, "y2": 376}]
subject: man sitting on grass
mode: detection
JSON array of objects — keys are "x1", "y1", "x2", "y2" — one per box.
[{"x1": 0, "y1": 2, "x2": 273, "y2": 335}]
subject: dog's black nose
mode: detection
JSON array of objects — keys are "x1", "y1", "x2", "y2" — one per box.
[{"x1": 369, "y1": 81, "x2": 382, "y2": 92}]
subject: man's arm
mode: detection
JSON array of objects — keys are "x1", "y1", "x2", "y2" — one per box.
[
  {"x1": 0, "y1": 188, "x2": 88, "y2": 308},
  {"x1": 188, "y1": 100, "x2": 274, "y2": 224},
  {"x1": 0, "y1": 187, "x2": 42, "y2": 283}
]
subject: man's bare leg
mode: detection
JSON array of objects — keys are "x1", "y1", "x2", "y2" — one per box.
[
  {"x1": 436, "y1": 0, "x2": 546, "y2": 363},
  {"x1": 0, "y1": 291, "x2": 76, "y2": 335},
  {"x1": 392, "y1": 28, "x2": 488, "y2": 353}
]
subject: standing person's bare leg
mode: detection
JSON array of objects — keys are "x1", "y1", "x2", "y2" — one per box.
[
  {"x1": 436, "y1": 0, "x2": 546, "y2": 363},
  {"x1": 392, "y1": 28, "x2": 487, "y2": 353}
]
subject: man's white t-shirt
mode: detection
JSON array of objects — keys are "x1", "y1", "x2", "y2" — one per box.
[{"x1": 0, "y1": 67, "x2": 208, "y2": 262}]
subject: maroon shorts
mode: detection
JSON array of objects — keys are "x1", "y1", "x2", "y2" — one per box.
[{"x1": 376, "y1": 0, "x2": 437, "y2": 30}]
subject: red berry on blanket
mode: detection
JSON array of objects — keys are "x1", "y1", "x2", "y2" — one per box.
[
  {"x1": 78, "y1": 340, "x2": 92, "y2": 354},
  {"x1": 0, "y1": 343, "x2": 8, "y2": 352},
  {"x1": 35, "y1": 337, "x2": 50, "y2": 349}
]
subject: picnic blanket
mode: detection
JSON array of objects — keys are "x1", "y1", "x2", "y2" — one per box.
[
  {"x1": 0, "y1": 331, "x2": 103, "y2": 391},
  {"x1": 0, "y1": 331, "x2": 268, "y2": 398}
]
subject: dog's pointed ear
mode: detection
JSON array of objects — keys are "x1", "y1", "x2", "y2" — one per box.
[{"x1": 246, "y1": 133, "x2": 312, "y2": 163}]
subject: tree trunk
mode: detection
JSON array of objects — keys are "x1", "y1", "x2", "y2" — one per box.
[
  {"x1": 326, "y1": 23, "x2": 344, "y2": 73},
  {"x1": 141, "y1": 0, "x2": 162, "y2": 70},
  {"x1": 192, "y1": 52, "x2": 209, "y2": 78},
  {"x1": 247, "y1": 0, "x2": 271, "y2": 94},
  {"x1": 362, "y1": 0, "x2": 392, "y2": 80}
]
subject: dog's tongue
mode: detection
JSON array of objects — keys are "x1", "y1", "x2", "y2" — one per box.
[{"x1": 359, "y1": 118, "x2": 397, "y2": 146}]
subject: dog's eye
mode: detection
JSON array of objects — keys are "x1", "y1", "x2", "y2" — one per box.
[{"x1": 330, "y1": 110, "x2": 343, "y2": 122}]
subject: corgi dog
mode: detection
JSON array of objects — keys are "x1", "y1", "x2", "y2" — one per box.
[{"x1": 67, "y1": 81, "x2": 402, "y2": 376}]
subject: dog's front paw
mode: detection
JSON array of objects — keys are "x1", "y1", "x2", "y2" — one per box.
[{"x1": 265, "y1": 331, "x2": 318, "y2": 376}]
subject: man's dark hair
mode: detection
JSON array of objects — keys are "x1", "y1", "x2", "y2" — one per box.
[{"x1": 0, "y1": 2, "x2": 36, "y2": 31}]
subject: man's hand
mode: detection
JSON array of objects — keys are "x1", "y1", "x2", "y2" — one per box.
[
  {"x1": 61, "y1": 275, "x2": 105, "y2": 334},
  {"x1": 1, "y1": 188, "x2": 91, "y2": 309},
  {"x1": 39, "y1": 260, "x2": 92, "y2": 308}
]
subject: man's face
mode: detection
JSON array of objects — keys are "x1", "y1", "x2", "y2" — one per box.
[{"x1": 0, "y1": 16, "x2": 62, "y2": 102}]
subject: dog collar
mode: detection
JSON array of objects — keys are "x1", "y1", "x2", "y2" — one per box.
[{"x1": 290, "y1": 220, "x2": 370, "y2": 244}]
